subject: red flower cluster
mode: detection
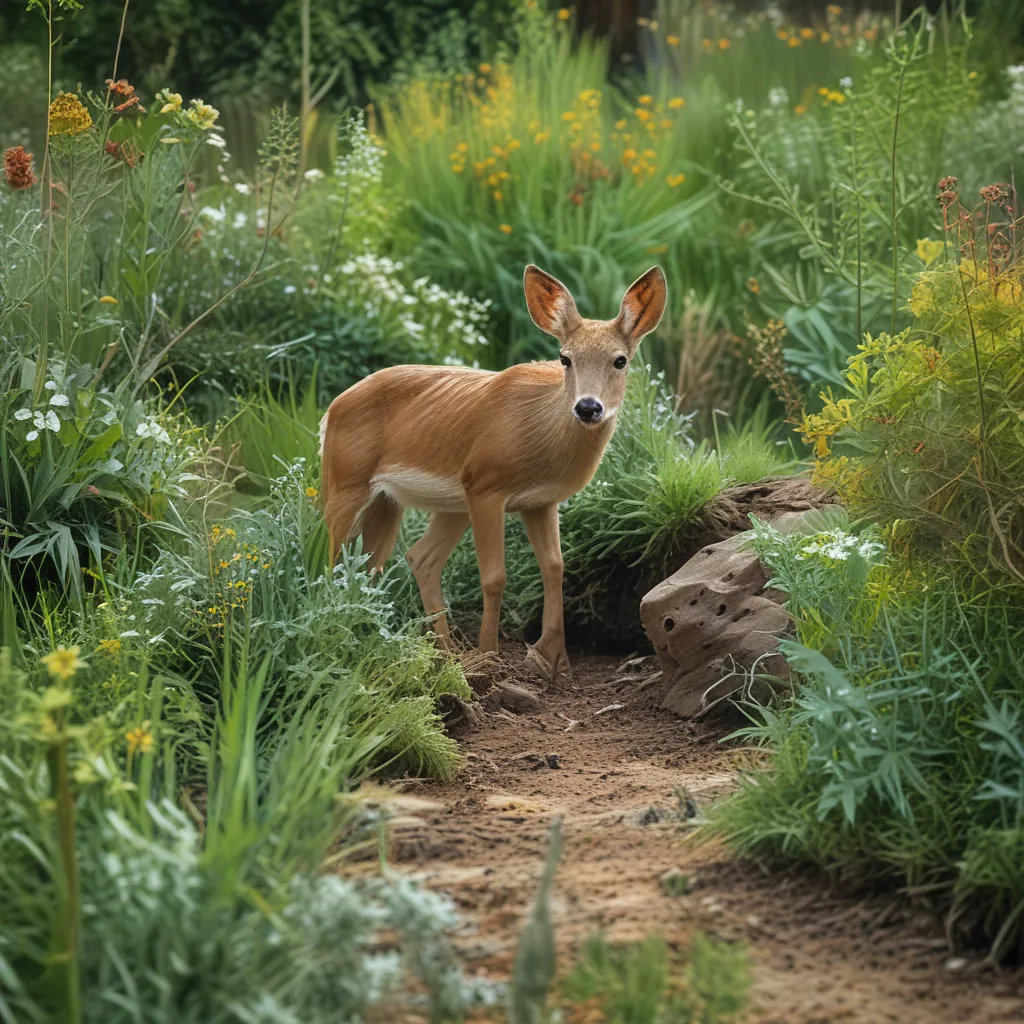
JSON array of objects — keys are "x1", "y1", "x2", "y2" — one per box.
[
  {"x1": 105, "y1": 139, "x2": 144, "y2": 168},
  {"x1": 3, "y1": 146, "x2": 37, "y2": 190}
]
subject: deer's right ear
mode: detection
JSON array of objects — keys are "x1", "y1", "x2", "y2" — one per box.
[{"x1": 524, "y1": 265, "x2": 582, "y2": 338}]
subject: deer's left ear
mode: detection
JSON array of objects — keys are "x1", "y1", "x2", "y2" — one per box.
[{"x1": 616, "y1": 267, "x2": 667, "y2": 352}]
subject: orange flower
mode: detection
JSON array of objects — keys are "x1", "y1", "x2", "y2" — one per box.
[
  {"x1": 799, "y1": 27, "x2": 815, "y2": 39},
  {"x1": 499, "y1": 223, "x2": 512, "y2": 234},
  {"x1": 718, "y1": 37, "x2": 731, "y2": 49},
  {"x1": 3, "y1": 146, "x2": 37, "y2": 190},
  {"x1": 667, "y1": 34, "x2": 680, "y2": 46}
]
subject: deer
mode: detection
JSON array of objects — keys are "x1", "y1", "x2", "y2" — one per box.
[{"x1": 318, "y1": 263, "x2": 667, "y2": 683}]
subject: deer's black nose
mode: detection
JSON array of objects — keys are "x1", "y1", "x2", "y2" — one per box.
[{"x1": 574, "y1": 396, "x2": 604, "y2": 423}]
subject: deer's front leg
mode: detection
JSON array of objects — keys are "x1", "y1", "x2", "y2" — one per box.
[
  {"x1": 521, "y1": 504, "x2": 571, "y2": 684},
  {"x1": 467, "y1": 493, "x2": 507, "y2": 654}
]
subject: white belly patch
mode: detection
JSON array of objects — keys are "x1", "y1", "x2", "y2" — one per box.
[{"x1": 372, "y1": 468, "x2": 467, "y2": 513}]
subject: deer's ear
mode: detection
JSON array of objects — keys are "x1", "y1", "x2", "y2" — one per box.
[
  {"x1": 616, "y1": 267, "x2": 667, "y2": 352},
  {"x1": 524, "y1": 265, "x2": 582, "y2": 338}
]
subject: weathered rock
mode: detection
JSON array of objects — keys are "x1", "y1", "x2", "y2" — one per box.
[{"x1": 640, "y1": 508, "x2": 828, "y2": 718}]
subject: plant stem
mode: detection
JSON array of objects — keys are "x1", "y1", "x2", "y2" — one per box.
[
  {"x1": 889, "y1": 58, "x2": 908, "y2": 336},
  {"x1": 299, "y1": 0, "x2": 311, "y2": 177},
  {"x1": 49, "y1": 720, "x2": 82, "y2": 1024}
]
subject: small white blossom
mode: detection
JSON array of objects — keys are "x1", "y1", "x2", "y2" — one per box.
[
  {"x1": 234, "y1": 182, "x2": 251, "y2": 195},
  {"x1": 49, "y1": 393, "x2": 70, "y2": 407},
  {"x1": 44, "y1": 380, "x2": 57, "y2": 391},
  {"x1": 840, "y1": 76, "x2": 853, "y2": 88},
  {"x1": 14, "y1": 408, "x2": 32, "y2": 421},
  {"x1": 26, "y1": 430, "x2": 39, "y2": 441}
]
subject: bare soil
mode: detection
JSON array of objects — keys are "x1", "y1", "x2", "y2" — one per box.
[{"x1": 382, "y1": 647, "x2": 1024, "y2": 1023}]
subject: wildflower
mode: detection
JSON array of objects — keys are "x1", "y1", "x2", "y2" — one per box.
[
  {"x1": 635, "y1": 108, "x2": 652, "y2": 122},
  {"x1": 821, "y1": 30, "x2": 832, "y2": 42},
  {"x1": 557, "y1": 7, "x2": 570, "y2": 19},
  {"x1": 666, "y1": 172, "x2": 686, "y2": 188},
  {"x1": 788, "y1": 35, "x2": 801, "y2": 47},
  {"x1": 493, "y1": 189, "x2": 503, "y2": 201},
  {"x1": 42, "y1": 645, "x2": 87, "y2": 681},
  {"x1": 3, "y1": 146, "x2": 37, "y2": 190},
  {"x1": 185, "y1": 99, "x2": 219, "y2": 130},
  {"x1": 794, "y1": 104, "x2": 807, "y2": 115},
  {"x1": 776, "y1": 29, "x2": 789, "y2": 41},
  {"x1": 659, "y1": 118, "x2": 672, "y2": 128},
  {"x1": 980, "y1": 183, "x2": 1009, "y2": 203},
  {"x1": 479, "y1": 63, "x2": 492, "y2": 74},
  {"x1": 48, "y1": 92, "x2": 93, "y2": 136},
  {"x1": 99, "y1": 295, "x2": 118, "y2": 304},
  {"x1": 827, "y1": 4, "x2": 843, "y2": 13},
  {"x1": 615, "y1": 118, "x2": 628, "y2": 129},
  {"x1": 107, "y1": 77, "x2": 145, "y2": 114},
  {"x1": 456, "y1": 141, "x2": 469, "y2": 153},
  {"x1": 638, "y1": 95, "x2": 653, "y2": 105},
  {"x1": 702, "y1": 38, "x2": 713, "y2": 49},
  {"x1": 864, "y1": 27, "x2": 877, "y2": 40},
  {"x1": 718, "y1": 37, "x2": 731, "y2": 49},
  {"x1": 157, "y1": 89, "x2": 183, "y2": 114},
  {"x1": 305, "y1": 486, "x2": 319, "y2": 498},
  {"x1": 96, "y1": 638, "x2": 121, "y2": 655},
  {"x1": 915, "y1": 238, "x2": 944, "y2": 266},
  {"x1": 667, "y1": 97, "x2": 685, "y2": 109},
  {"x1": 534, "y1": 130, "x2": 550, "y2": 144},
  {"x1": 747, "y1": 277, "x2": 760, "y2": 294},
  {"x1": 125, "y1": 722, "x2": 153, "y2": 755},
  {"x1": 938, "y1": 175, "x2": 958, "y2": 191},
  {"x1": 667, "y1": 34, "x2": 680, "y2": 46},
  {"x1": 799, "y1": 27, "x2": 815, "y2": 39},
  {"x1": 499, "y1": 223, "x2": 512, "y2": 234},
  {"x1": 14, "y1": 408, "x2": 31, "y2": 421},
  {"x1": 49, "y1": 393, "x2": 69, "y2": 407},
  {"x1": 840, "y1": 76, "x2": 853, "y2": 88}
]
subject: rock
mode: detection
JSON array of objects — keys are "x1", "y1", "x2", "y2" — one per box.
[
  {"x1": 944, "y1": 956, "x2": 969, "y2": 972},
  {"x1": 640, "y1": 507, "x2": 833, "y2": 718}
]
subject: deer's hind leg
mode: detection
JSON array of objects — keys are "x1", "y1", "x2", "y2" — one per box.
[
  {"x1": 406, "y1": 511, "x2": 469, "y2": 650},
  {"x1": 521, "y1": 503, "x2": 572, "y2": 684},
  {"x1": 359, "y1": 493, "x2": 404, "y2": 573},
  {"x1": 324, "y1": 484, "x2": 372, "y2": 565}
]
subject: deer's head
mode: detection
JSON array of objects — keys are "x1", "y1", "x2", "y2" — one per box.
[{"x1": 524, "y1": 264, "x2": 667, "y2": 427}]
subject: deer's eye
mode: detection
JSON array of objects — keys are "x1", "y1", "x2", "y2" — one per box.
[
  {"x1": 559, "y1": 353, "x2": 572, "y2": 368},
  {"x1": 613, "y1": 355, "x2": 628, "y2": 370}
]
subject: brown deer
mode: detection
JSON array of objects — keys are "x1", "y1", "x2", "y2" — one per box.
[{"x1": 319, "y1": 264, "x2": 667, "y2": 682}]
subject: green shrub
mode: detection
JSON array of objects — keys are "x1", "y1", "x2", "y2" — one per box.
[{"x1": 712, "y1": 516, "x2": 1024, "y2": 959}]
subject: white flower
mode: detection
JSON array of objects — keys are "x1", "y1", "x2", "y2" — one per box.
[
  {"x1": 199, "y1": 204, "x2": 226, "y2": 223},
  {"x1": 304, "y1": 168, "x2": 325, "y2": 181},
  {"x1": 206, "y1": 133, "x2": 227, "y2": 149},
  {"x1": 232, "y1": 212, "x2": 247, "y2": 229},
  {"x1": 13, "y1": 408, "x2": 31, "y2": 421},
  {"x1": 26, "y1": 430, "x2": 39, "y2": 441},
  {"x1": 136, "y1": 418, "x2": 172, "y2": 444},
  {"x1": 234, "y1": 182, "x2": 251, "y2": 195},
  {"x1": 840, "y1": 76, "x2": 853, "y2": 88},
  {"x1": 283, "y1": 284, "x2": 297, "y2": 295},
  {"x1": 49, "y1": 393, "x2": 70, "y2": 407},
  {"x1": 768, "y1": 87, "x2": 789, "y2": 107},
  {"x1": 45, "y1": 410, "x2": 60, "y2": 431}
]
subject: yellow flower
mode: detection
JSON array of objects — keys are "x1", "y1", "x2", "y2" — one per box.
[
  {"x1": 666, "y1": 172, "x2": 686, "y2": 188},
  {"x1": 718, "y1": 37, "x2": 731, "y2": 49},
  {"x1": 776, "y1": 29, "x2": 789, "y2": 40},
  {"x1": 968, "y1": 70, "x2": 978, "y2": 80},
  {"x1": 909, "y1": 279, "x2": 934, "y2": 317},
  {"x1": 534, "y1": 130, "x2": 550, "y2": 144},
  {"x1": 788, "y1": 35, "x2": 801, "y2": 47},
  {"x1": 558, "y1": 7, "x2": 571, "y2": 19},
  {"x1": 635, "y1": 108, "x2": 652, "y2": 122},
  {"x1": 649, "y1": 19, "x2": 659, "y2": 31},
  {"x1": 126, "y1": 722, "x2": 153, "y2": 755},
  {"x1": 99, "y1": 295, "x2": 118, "y2": 305},
  {"x1": 667, "y1": 34, "x2": 680, "y2": 46},
  {"x1": 185, "y1": 99, "x2": 219, "y2": 130},
  {"x1": 493, "y1": 189, "x2": 503, "y2": 201},
  {"x1": 305, "y1": 486, "x2": 319, "y2": 498},
  {"x1": 819, "y1": 87, "x2": 830, "y2": 96},
  {"x1": 638, "y1": 95, "x2": 653, "y2": 105},
  {"x1": 827, "y1": 4, "x2": 843, "y2": 13},
  {"x1": 915, "y1": 238, "x2": 944, "y2": 267},
  {"x1": 456, "y1": 141, "x2": 469, "y2": 152},
  {"x1": 623, "y1": 147, "x2": 637, "y2": 160},
  {"x1": 800, "y1": 27, "x2": 815, "y2": 39},
  {"x1": 48, "y1": 92, "x2": 93, "y2": 137},
  {"x1": 820, "y1": 30, "x2": 832, "y2": 42},
  {"x1": 499, "y1": 223, "x2": 512, "y2": 234},
  {"x1": 479, "y1": 63, "x2": 492, "y2": 74},
  {"x1": 158, "y1": 90, "x2": 183, "y2": 114},
  {"x1": 614, "y1": 119, "x2": 627, "y2": 129},
  {"x1": 42, "y1": 645, "x2": 87, "y2": 681},
  {"x1": 667, "y1": 97, "x2": 685, "y2": 109},
  {"x1": 96, "y1": 638, "x2": 121, "y2": 655}
]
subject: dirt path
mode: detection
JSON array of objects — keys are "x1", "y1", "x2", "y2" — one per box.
[{"x1": 386, "y1": 649, "x2": 1024, "y2": 1023}]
